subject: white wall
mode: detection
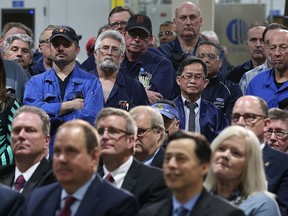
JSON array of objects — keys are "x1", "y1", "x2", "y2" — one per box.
[{"x1": 0, "y1": 0, "x2": 111, "y2": 63}]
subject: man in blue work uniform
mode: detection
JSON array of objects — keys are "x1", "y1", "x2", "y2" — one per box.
[
  {"x1": 122, "y1": 14, "x2": 176, "y2": 103},
  {"x1": 23, "y1": 26, "x2": 104, "y2": 153},
  {"x1": 93, "y1": 29, "x2": 149, "y2": 110},
  {"x1": 173, "y1": 57, "x2": 223, "y2": 143}
]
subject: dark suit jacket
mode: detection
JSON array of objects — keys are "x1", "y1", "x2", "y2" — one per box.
[
  {"x1": 99, "y1": 159, "x2": 170, "y2": 208},
  {"x1": 0, "y1": 184, "x2": 24, "y2": 216},
  {"x1": 0, "y1": 157, "x2": 56, "y2": 198},
  {"x1": 263, "y1": 144, "x2": 288, "y2": 216},
  {"x1": 21, "y1": 175, "x2": 139, "y2": 216},
  {"x1": 137, "y1": 189, "x2": 245, "y2": 216},
  {"x1": 150, "y1": 146, "x2": 165, "y2": 169}
]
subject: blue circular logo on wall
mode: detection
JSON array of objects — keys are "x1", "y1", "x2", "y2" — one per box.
[{"x1": 226, "y1": 19, "x2": 247, "y2": 45}]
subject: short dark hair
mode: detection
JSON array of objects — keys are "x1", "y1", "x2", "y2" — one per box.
[
  {"x1": 167, "y1": 130, "x2": 211, "y2": 164},
  {"x1": 246, "y1": 22, "x2": 267, "y2": 40},
  {"x1": 108, "y1": 6, "x2": 134, "y2": 23},
  {"x1": 196, "y1": 40, "x2": 221, "y2": 56},
  {"x1": 178, "y1": 56, "x2": 208, "y2": 77},
  {"x1": 57, "y1": 119, "x2": 99, "y2": 153}
]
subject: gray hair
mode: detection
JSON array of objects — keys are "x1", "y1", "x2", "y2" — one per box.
[
  {"x1": 268, "y1": 108, "x2": 288, "y2": 125},
  {"x1": 13, "y1": 105, "x2": 50, "y2": 136},
  {"x1": 3, "y1": 33, "x2": 35, "y2": 57},
  {"x1": 94, "y1": 29, "x2": 125, "y2": 54}
]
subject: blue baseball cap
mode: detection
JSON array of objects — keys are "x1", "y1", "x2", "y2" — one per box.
[{"x1": 151, "y1": 103, "x2": 178, "y2": 119}]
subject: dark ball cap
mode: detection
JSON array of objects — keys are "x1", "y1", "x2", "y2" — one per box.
[
  {"x1": 125, "y1": 14, "x2": 152, "y2": 34},
  {"x1": 50, "y1": 26, "x2": 79, "y2": 44}
]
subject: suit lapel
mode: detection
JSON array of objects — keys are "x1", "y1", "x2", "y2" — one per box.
[
  {"x1": 190, "y1": 189, "x2": 210, "y2": 216},
  {"x1": 75, "y1": 175, "x2": 103, "y2": 216},
  {"x1": 0, "y1": 164, "x2": 15, "y2": 187},
  {"x1": 121, "y1": 159, "x2": 141, "y2": 192},
  {"x1": 22, "y1": 158, "x2": 51, "y2": 197},
  {"x1": 151, "y1": 147, "x2": 164, "y2": 169},
  {"x1": 262, "y1": 144, "x2": 274, "y2": 173}
]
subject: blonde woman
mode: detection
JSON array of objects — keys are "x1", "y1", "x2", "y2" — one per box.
[{"x1": 205, "y1": 125, "x2": 280, "y2": 216}]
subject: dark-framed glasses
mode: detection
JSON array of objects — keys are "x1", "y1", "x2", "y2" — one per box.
[
  {"x1": 231, "y1": 113, "x2": 265, "y2": 124},
  {"x1": 158, "y1": 31, "x2": 176, "y2": 38},
  {"x1": 110, "y1": 21, "x2": 127, "y2": 29},
  {"x1": 97, "y1": 126, "x2": 131, "y2": 138},
  {"x1": 180, "y1": 73, "x2": 205, "y2": 82},
  {"x1": 128, "y1": 31, "x2": 150, "y2": 40},
  {"x1": 265, "y1": 128, "x2": 288, "y2": 139},
  {"x1": 197, "y1": 53, "x2": 219, "y2": 61},
  {"x1": 97, "y1": 45, "x2": 122, "y2": 57},
  {"x1": 137, "y1": 127, "x2": 155, "y2": 138}
]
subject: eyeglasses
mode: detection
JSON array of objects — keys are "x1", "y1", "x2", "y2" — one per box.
[
  {"x1": 231, "y1": 113, "x2": 265, "y2": 124},
  {"x1": 137, "y1": 127, "x2": 155, "y2": 138},
  {"x1": 267, "y1": 44, "x2": 288, "y2": 53},
  {"x1": 158, "y1": 31, "x2": 176, "y2": 38},
  {"x1": 97, "y1": 46, "x2": 122, "y2": 57},
  {"x1": 197, "y1": 53, "x2": 219, "y2": 61},
  {"x1": 265, "y1": 128, "x2": 288, "y2": 139},
  {"x1": 97, "y1": 126, "x2": 131, "y2": 139},
  {"x1": 128, "y1": 31, "x2": 150, "y2": 40},
  {"x1": 180, "y1": 73, "x2": 205, "y2": 82},
  {"x1": 39, "y1": 39, "x2": 50, "y2": 44},
  {"x1": 109, "y1": 21, "x2": 127, "y2": 29}
]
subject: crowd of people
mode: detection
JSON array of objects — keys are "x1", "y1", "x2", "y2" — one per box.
[{"x1": 0, "y1": 1, "x2": 287, "y2": 216}]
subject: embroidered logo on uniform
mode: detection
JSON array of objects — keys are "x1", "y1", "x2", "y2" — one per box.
[{"x1": 137, "y1": 16, "x2": 145, "y2": 23}]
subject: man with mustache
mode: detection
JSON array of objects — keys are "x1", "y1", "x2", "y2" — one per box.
[
  {"x1": 3, "y1": 33, "x2": 36, "y2": 76},
  {"x1": 93, "y1": 29, "x2": 149, "y2": 110},
  {"x1": 227, "y1": 23, "x2": 267, "y2": 84},
  {"x1": 0, "y1": 106, "x2": 55, "y2": 198},
  {"x1": 23, "y1": 26, "x2": 104, "y2": 154}
]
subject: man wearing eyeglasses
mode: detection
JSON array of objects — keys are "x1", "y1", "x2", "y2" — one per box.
[
  {"x1": 31, "y1": 25, "x2": 59, "y2": 75},
  {"x1": 95, "y1": 107, "x2": 170, "y2": 208},
  {"x1": 264, "y1": 108, "x2": 288, "y2": 153},
  {"x1": 93, "y1": 29, "x2": 149, "y2": 110},
  {"x1": 232, "y1": 95, "x2": 288, "y2": 216},
  {"x1": 122, "y1": 14, "x2": 176, "y2": 103},
  {"x1": 173, "y1": 56, "x2": 223, "y2": 143},
  {"x1": 196, "y1": 41, "x2": 242, "y2": 124},
  {"x1": 246, "y1": 28, "x2": 288, "y2": 109},
  {"x1": 129, "y1": 106, "x2": 166, "y2": 169},
  {"x1": 158, "y1": 21, "x2": 176, "y2": 45},
  {"x1": 23, "y1": 26, "x2": 104, "y2": 154}
]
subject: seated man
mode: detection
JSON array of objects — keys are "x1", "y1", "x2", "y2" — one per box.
[
  {"x1": 21, "y1": 119, "x2": 139, "y2": 215},
  {"x1": 0, "y1": 106, "x2": 55, "y2": 198}
]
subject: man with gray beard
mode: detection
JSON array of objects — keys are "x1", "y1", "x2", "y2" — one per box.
[{"x1": 93, "y1": 29, "x2": 149, "y2": 110}]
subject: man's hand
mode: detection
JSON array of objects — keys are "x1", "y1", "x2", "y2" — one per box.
[
  {"x1": 59, "y1": 99, "x2": 84, "y2": 116},
  {"x1": 146, "y1": 89, "x2": 163, "y2": 104}
]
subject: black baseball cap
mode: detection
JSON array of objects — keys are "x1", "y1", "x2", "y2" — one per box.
[
  {"x1": 50, "y1": 26, "x2": 79, "y2": 44},
  {"x1": 125, "y1": 14, "x2": 152, "y2": 34}
]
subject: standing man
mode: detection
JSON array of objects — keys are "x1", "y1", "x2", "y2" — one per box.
[
  {"x1": 173, "y1": 57, "x2": 223, "y2": 143},
  {"x1": 21, "y1": 119, "x2": 139, "y2": 216},
  {"x1": 94, "y1": 29, "x2": 149, "y2": 110},
  {"x1": 264, "y1": 108, "x2": 288, "y2": 153},
  {"x1": 246, "y1": 28, "x2": 288, "y2": 109},
  {"x1": 158, "y1": 21, "x2": 176, "y2": 45},
  {"x1": 122, "y1": 14, "x2": 176, "y2": 102},
  {"x1": 227, "y1": 23, "x2": 266, "y2": 83},
  {"x1": 232, "y1": 96, "x2": 288, "y2": 216},
  {"x1": 138, "y1": 130, "x2": 245, "y2": 216},
  {"x1": 0, "y1": 106, "x2": 55, "y2": 198},
  {"x1": 3, "y1": 33, "x2": 35, "y2": 76},
  {"x1": 95, "y1": 108, "x2": 169, "y2": 208},
  {"x1": 129, "y1": 106, "x2": 166, "y2": 168},
  {"x1": 31, "y1": 25, "x2": 59, "y2": 75},
  {"x1": 158, "y1": 1, "x2": 227, "y2": 78},
  {"x1": 196, "y1": 41, "x2": 242, "y2": 122},
  {"x1": 23, "y1": 26, "x2": 104, "y2": 153}
]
